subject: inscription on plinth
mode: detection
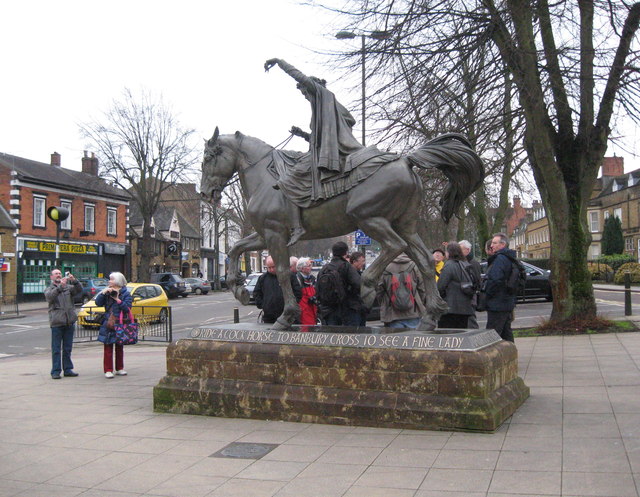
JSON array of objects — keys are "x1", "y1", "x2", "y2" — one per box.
[
  {"x1": 189, "y1": 324, "x2": 501, "y2": 352},
  {"x1": 155, "y1": 324, "x2": 529, "y2": 432}
]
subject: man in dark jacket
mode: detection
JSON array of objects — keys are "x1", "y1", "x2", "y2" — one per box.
[
  {"x1": 317, "y1": 241, "x2": 362, "y2": 326},
  {"x1": 485, "y1": 233, "x2": 517, "y2": 342},
  {"x1": 44, "y1": 269, "x2": 82, "y2": 379},
  {"x1": 254, "y1": 256, "x2": 302, "y2": 324}
]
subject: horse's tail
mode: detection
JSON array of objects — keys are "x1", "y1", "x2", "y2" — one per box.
[{"x1": 407, "y1": 133, "x2": 485, "y2": 223}]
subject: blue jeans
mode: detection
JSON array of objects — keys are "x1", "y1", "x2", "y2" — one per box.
[
  {"x1": 51, "y1": 324, "x2": 75, "y2": 375},
  {"x1": 323, "y1": 309, "x2": 363, "y2": 327},
  {"x1": 388, "y1": 317, "x2": 421, "y2": 329}
]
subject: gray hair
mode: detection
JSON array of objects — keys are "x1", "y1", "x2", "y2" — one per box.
[
  {"x1": 109, "y1": 271, "x2": 128, "y2": 288},
  {"x1": 492, "y1": 232, "x2": 510, "y2": 247},
  {"x1": 289, "y1": 256, "x2": 299, "y2": 267},
  {"x1": 459, "y1": 240, "x2": 472, "y2": 250},
  {"x1": 297, "y1": 257, "x2": 311, "y2": 271}
]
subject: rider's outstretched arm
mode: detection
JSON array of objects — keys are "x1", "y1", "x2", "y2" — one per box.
[
  {"x1": 264, "y1": 58, "x2": 316, "y2": 95},
  {"x1": 290, "y1": 126, "x2": 310, "y2": 142}
]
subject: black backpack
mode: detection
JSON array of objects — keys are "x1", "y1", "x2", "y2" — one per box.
[
  {"x1": 504, "y1": 254, "x2": 527, "y2": 295},
  {"x1": 315, "y1": 261, "x2": 346, "y2": 306},
  {"x1": 385, "y1": 263, "x2": 416, "y2": 312}
]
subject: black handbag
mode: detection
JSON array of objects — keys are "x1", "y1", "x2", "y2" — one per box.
[{"x1": 459, "y1": 262, "x2": 476, "y2": 297}]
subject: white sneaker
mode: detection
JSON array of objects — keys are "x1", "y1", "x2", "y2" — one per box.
[
  {"x1": 105, "y1": 372, "x2": 114, "y2": 379},
  {"x1": 115, "y1": 370, "x2": 127, "y2": 376}
]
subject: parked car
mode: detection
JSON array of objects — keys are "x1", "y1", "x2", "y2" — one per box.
[
  {"x1": 480, "y1": 260, "x2": 552, "y2": 301},
  {"x1": 185, "y1": 277, "x2": 211, "y2": 295},
  {"x1": 77, "y1": 283, "x2": 169, "y2": 327},
  {"x1": 77, "y1": 277, "x2": 108, "y2": 304},
  {"x1": 243, "y1": 272, "x2": 263, "y2": 305},
  {"x1": 149, "y1": 273, "x2": 189, "y2": 299}
]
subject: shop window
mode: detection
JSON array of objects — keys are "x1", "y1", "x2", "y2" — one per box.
[{"x1": 21, "y1": 259, "x2": 52, "y2": 294}]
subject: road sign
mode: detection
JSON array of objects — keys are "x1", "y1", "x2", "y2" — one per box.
[{"x1": 354, "y1": 230, "x2": 371, "y2": 246}]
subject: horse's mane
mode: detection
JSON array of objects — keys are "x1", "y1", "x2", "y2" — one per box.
[{"x1": 222, "y1": 131, "x2": 273, "y2": 152}]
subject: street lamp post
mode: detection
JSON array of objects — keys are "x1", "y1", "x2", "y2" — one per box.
[{"x1": 335, "y1": 30, "x2": 391, "y2": 147}]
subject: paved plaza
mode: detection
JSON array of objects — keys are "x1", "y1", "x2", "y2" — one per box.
[{"x1": 0, "y1": 332, "x2": 639, "y2": 497}]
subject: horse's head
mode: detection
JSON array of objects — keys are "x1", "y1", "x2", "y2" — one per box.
[{"x1": 201, "y1": 127, "x2": 237, "y2": 204}]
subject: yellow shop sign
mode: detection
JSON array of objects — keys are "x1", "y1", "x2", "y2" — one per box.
[{"x1": 24, "y1": 241, "x2": 98, "y2": 255}]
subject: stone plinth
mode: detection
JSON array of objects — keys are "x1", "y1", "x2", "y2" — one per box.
[{"x1": 153, "y1": 325, "x2": 529, "y2": 432}]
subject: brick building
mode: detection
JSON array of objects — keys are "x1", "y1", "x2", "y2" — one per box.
[
  {"x1": 0, "y1": 151, "x2": 130, "y2": 300},
  {"x1": 0, "y1": 204, "x2": 18, "y2": 299},
  {"x1": 587, "y1": 156, "x2": 640, "y2": 259}
]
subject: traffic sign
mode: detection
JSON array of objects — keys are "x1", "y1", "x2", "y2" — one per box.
[{"x1": 354, "y1": 229, "x2": 371, "y2": 245}]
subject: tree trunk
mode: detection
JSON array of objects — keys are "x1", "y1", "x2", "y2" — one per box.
[{"x1": 545, "y1": 186, "x2": 597, "y2": 321}]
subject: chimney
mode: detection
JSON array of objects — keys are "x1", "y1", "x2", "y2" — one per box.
[
  {"x1": 513, "y1": 196, "x2": 521, "y2": 210},
  {"x1": 81, "y1": 150, "x2": 99, "y2": 176},
  {"x1": 50, "y1": 152, "x2": 61, "y2": 167},
  {"x1": 602, "y1": 156, "x2": 624, "y2": 177}
]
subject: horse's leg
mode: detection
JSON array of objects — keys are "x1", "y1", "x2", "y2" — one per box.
[
  {"x1": 227, "y1": 232, "x2": 266, "y2": 304},
  {"x1": 357, "y1": 217, "x2": 407, "y2": 310},
  {"x1": 397, "y1": 229, "x2": 448, "y2": 331},
  {"x1": 263, "y1": 229, "x2": 300, "y2": 330}
]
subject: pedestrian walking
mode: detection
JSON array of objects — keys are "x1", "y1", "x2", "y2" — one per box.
[{"x1": 44, "y1": 268, "x2": 83, "y2": 379}]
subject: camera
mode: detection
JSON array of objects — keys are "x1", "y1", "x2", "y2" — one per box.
[{"x1": 308, "y1": 296, "x2": 318, "y2": 306}]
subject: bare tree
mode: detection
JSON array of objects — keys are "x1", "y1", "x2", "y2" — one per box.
[
  {"x1": 327, "y1": 0, "x2": 640, "y2": 322},
  {"x1": 80, "y1": 88, "x2": 198, "y2": 282}
]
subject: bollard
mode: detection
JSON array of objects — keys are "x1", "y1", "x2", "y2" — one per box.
[
  {"x1": 625, "y1": 272, "x2": 632, "y2": 316},
  {"x1": 234, "y1": 307, "x2": 239, "y2": 323}
]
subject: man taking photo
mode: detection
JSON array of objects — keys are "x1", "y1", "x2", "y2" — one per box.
[{"x1": 44, "y1": 269, "x2": 82, "y2": 379}]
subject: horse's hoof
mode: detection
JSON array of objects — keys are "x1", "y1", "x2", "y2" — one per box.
[
  {"x1": 416, "y1": 317, "x2": 437, "y2": 331},
  {"x1": 361, "y1": 286, "x2": 376, "y2": 309},
  {"x1": 271, "y1": 318, "x2": 290, "y2": 331},
  {"x1": 236, "y1": 288, "x2": 250, "y2": 306}
]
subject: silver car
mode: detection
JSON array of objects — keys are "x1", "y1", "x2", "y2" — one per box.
[{"x1": 244, "y1": 272, "x2": 263, "y2": 305}]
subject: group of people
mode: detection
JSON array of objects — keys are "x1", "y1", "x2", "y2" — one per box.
[
  {"x1": 254, "y1": 241, "x2": 366, "y2": 327},
  {"x1": 45, "y1": 232, "x2": 518, "y2": 380},
  {"x1": 434, "y1": 233, "x2": 517, "y2": 341},
  {"x1": 45, "y1": 269, "x2": 133, "y2": 380},
  {"x1": 254, "y1": 232, "x2": 518, "y2": 342}
]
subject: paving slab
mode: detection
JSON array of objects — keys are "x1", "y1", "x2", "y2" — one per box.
[{"x1": 0, "y1": 333, "x2": 639, "y2": 497}]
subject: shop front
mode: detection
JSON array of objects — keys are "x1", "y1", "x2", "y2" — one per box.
[{"x1": 17, "y1": 237, "x2": 126, "y2": 300}]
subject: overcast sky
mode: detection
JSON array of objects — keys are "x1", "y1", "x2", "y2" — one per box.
[
  {"x1": 0, "y1": 0, "x2": 349, "y2": 171},
  {"x1": 1, "y1": 0, "x2": 638, "y2": 176}
]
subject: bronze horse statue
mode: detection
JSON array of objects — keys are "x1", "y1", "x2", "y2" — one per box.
[{"x1": 201, "y1": 128, "x2": 484, "y2": 330}]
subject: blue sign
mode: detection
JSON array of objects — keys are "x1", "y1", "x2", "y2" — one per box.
[{"x1": 354, "y1": 229, "x2": 371, "y2": 245}]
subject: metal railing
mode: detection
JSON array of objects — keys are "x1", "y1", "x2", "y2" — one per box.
[
  {"x1": 74, "y1": 306, "x2": 172, "y2": 343},
  {"x1": 0, "y1": 295, "x2": 20, "y2": 318}
]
